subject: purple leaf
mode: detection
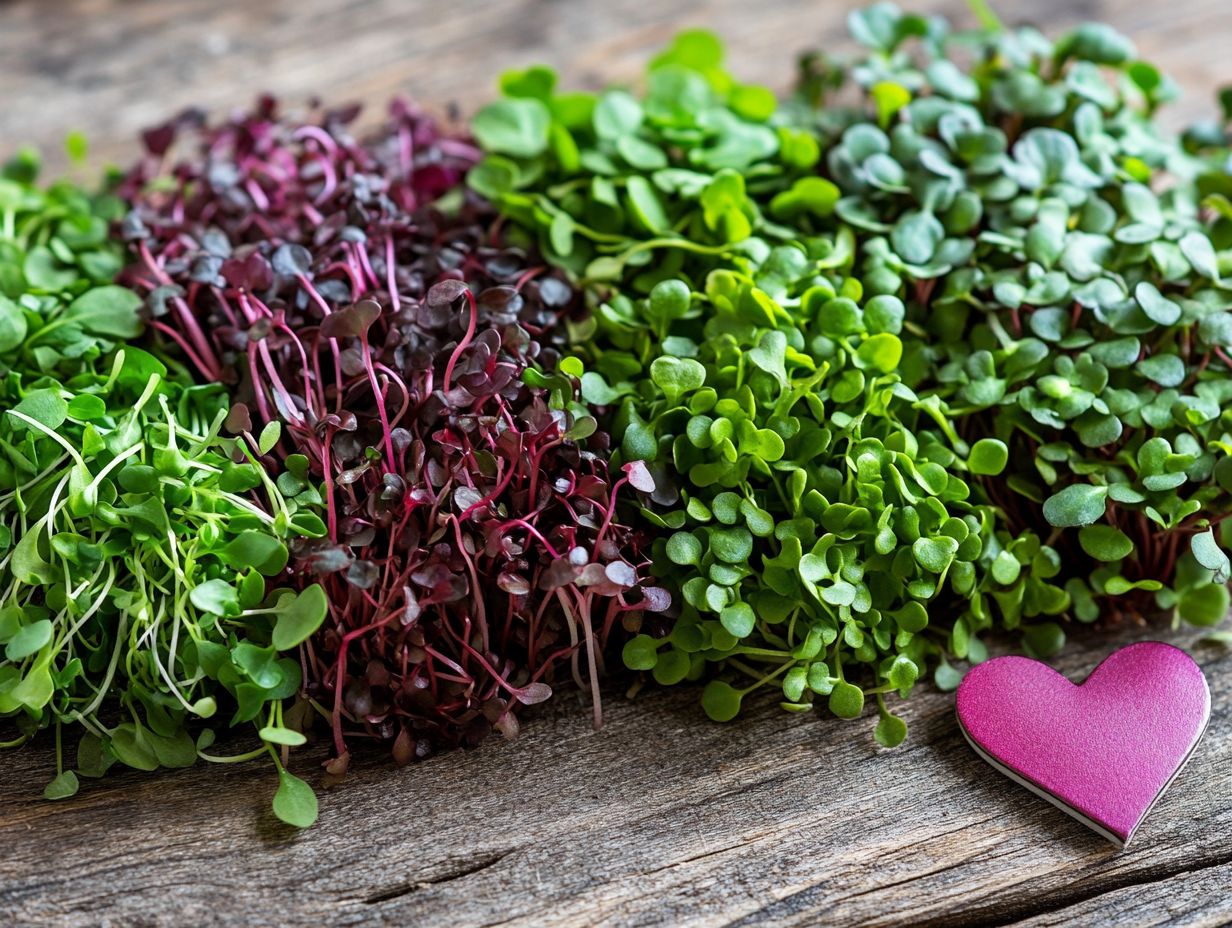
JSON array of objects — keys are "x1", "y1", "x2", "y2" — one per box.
[
  {"x1": 427, "y1": 279, "x2": 470, "y2": 307},
  {"x1": 623, "y1": 460, "x2": 656, "y2": 493},
  {"x1": 638, "y1": 586, "x2": 672, "y2": 613},
  {"x1": 224, "y1": 403, "x2": 252, "y2": 434},
  {"x1": 604, "y1": 561, "x2": 638, "y2": 588},
  {"x1": 513, "y1": 682, "x2": 552, "y2": 705},
  {"x1": 320, "y1": 299, "x2": 382, "y2": 340}
]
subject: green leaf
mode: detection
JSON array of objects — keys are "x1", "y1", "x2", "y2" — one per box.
[
  {"x1": 0, "y1": 295, "x2": 28, "y2": 353},
  {"x1": 623, "y1": 634, "x2": 660, "y2": 670},
  {"x1": 652, "y1": 28, "x2": 724, "y2": 70},
  {"x1": 271, "y1": 584, "x2": 329, "y2": 650},
  {"x1": 647, "y1": 279, "x2": 692, "y2": 326},
  {"x1": 652, "y1": 649, "x2": 691, "y2": 685},
  {"x1": 666, "y1": 532, "x2": 703, "y2": 566},
  {"x1": 272, "y1": 768, "x2": 318, "y2": 828},
  {"x1": 11, "y1": 530, "x2": 52, "y2": 584},
  {"x1": 43, "y1": 770, "x2": 80, "y2": 800},
  {"x1": 890, "y1": 211, "x2": 943, "y2": 265},
  {"x1": 934, "y1": 660, "x2": 964, "y2": 691},
  {"x1": 650, "y1": 356, "x2": 706, "y2": 404},
  {"x1": 1057, "y1": 22, "x2": 1135, "y2": 64},
  {"x1": 912, "y1": 536, "x2": 959, "y2": 573},
  {"x1": 109, "y1": 724, "x2": 159, "y2": 771},
  {"x1": 11, "y1": 389, "x2": 68, "y2": 430},
  {"x1": 871, "y1": 81, "x2": 911, "y2": 127},
  {"x1": 1042, "y1": 484, "x2": 1108, "y2": 528},
  {"x1": 190, "y1": 579, "x2": 240, "y2": 617},
  {"x1": 259, "y1": 726, "x2": 308, "y2": 747},
  {"x1": 1138, "y1": 354, "x2": 1184, "y2": 387},
  {"x1": 625, "y1": 176, "x2": 670, "y2": 232},
  {"x1": 549, "y1": 212, "x2": 574, "y2": 256},
  {"x1": 1180, "y1": 232, "x2": 1220, "y2": 280},
  {"x1": 75, "y1": 733, "x2": 116, "y2": 778},
  {"x1": 1078, "y1": 525, "x2": 1133, "y2": 562},
  {"x1": 1178, "y1": 583, "x2": 1230, "y2": 626},
  {"x1": 701, "y1": 680, "x2": 743, "y2": 722},
  {"x1": 874, "y1": 711, "x2": 907, "y2": 748},
  {"x1": 232, "y1": 647, "x2": 292, "y2": 697},
  {"x1": 221, "y1": 531, "x2": 288, "y2": 576},
  {"x1": 468, "y1": 156, "x2": 519, "y2": 200},
  {"x1": 1023, "y1": 622, "x2": 1066, "y2": 658},
  {"x1": 593, "y1": 90, "x2": 644, "y2": 139},
  {"x1": 472, "y1": 99, "x2": 551, "y2": 158},
  {"x1": 769, "y1": 177, "x2": 840, "y2": 220},
  {"x1": 1191, "y1": 530, "x2": 1231, "y2": 583},
  {"x1": 23, "y1": 245, "x2": 77, "y2": 291},
  {"x1": 886, "y1": 654, "x2": 919, "y2": 697},
  {"x1": 709, "y1": 527, "x2": 753, "y2": 564},
  {"x1": 66, "y1": 394, "x2": 107, "y2": 420},
  {"x1": 1134, "y1": 282, "x2": 1181, "y2": 326},
  {"x1": 968, "y1": 438, "x2": 1008, "y2": 476},
  {"x1": 65, "y1": 131, "x2": 89, "y2": 162},
  {"x1": 4, "y1": 619, "x2": 52, "y2": 661},
  {"x1": 720, "y1": 602, "x2": 756, "y2": 638},
  {"x1": 500, "y1": 65, "x2": 556, "y2": 100},
  {"x1": 148, "y1": 729, "x2": 198, "y2": 768},
  {"x1": 258, "y1": 421, "x2": 282, "y2": 455},
  {"x1": 64, "y1": 285, "x2": 143, "y2": 338},
  {"x1": 828, "y1": 681, "x2": 864, "y2": 719},
  {"x1": 855, "y1": 333, "x2": 902, "y2": 374}
]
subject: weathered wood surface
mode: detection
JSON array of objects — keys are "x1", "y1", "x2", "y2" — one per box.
[
  {"x1": 2, "y1": 1, "x2": 1232, "y2": 926},
  {"x1": 1, "y1": 0, "x2": 1230, "y2": 171},
  {"x1": 1, "y1": 624, "x2": 1229, "y2": 927}
]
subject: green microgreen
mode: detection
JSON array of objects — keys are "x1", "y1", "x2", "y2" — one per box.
[
  {"x1": 0, "y1": 153, "x2": 326, "y2": 826},
  {"x1": 805, "y1": 2, "x2": 1232, "y2": 627},
  {"x1": 472, "y1": 26, "x2": 1072, "y2": 741}
]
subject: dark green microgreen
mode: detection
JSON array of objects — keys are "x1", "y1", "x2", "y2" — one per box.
[{"x1": 807, "y1": 3, "x2": 1232, "y2": 630}]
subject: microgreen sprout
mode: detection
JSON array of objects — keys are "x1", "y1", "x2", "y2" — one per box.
[
  {"x1": 804, "y1": 3, "x2": 1232, "y2": 629},
  {"x1": 0, "y1": 152, "x2": 326, "y2": 825},
  {"x1": 118, "y1": 98, "x2": 662, "y2": 764}
]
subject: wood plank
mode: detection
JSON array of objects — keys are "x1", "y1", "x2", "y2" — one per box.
[
  {"x1": 1, "y1": 625, "x2": 1229, "y2": 926},
  {"x1": 1015, "y1": 863, "x2": 1232, "y2": 928},
  {"x1": 2, "y1": 0, "x2": 1232, "y2": 924},
  {"x1": 1, "y1": 0, "x2": 1230, "y2": 176}
]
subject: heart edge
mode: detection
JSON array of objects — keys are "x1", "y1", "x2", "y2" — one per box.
[{"x1": 956, "y1": 703, "x2": 1211, "y2": 850}]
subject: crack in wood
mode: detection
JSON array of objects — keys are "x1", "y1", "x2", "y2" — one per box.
[
  {"x1": 361, "y1": 850, "x2": 512, "y2": 905},
  {"x1": 640, "y1": 836, "x2": 767, "y2": 877},
  {"x1": 709, "y1": 811, "x2": 1011, "y2": 928},
  {"x1": 917, "y1": 851, "x2": 1232, "y2": 928}
]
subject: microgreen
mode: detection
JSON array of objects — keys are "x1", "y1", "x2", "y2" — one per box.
[
  {"x1": 0, "y1": 151, "x2": 326, "y2": 826},
  {"x1": 468, "y1": 30, "x2": 827, "y2": 287},
  {"x1": 474, "y1": 31, "x2": 1069, "y2": 741},
  {"x1": 118, "y1": 98, "x2": 662, "y2": 765},
  {"x1": 802, "y1": 3, "x2": 1232, "y2": 627}
]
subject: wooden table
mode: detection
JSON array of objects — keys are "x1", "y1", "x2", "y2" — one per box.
[{"x1": 2, "y1": 1, "x2": 1231, "y2": 925}]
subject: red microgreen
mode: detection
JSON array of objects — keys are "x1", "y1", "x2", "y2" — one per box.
[{"x1": 117, "y1": 97, "x2": 662, "y2": 765}]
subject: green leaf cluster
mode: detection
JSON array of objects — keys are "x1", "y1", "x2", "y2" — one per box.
[
  {"x1": 470, "y1": 38, "x2": 1071, "y2": 741},
  {"x1": 808, "y1": 4, "x2": 1232, "y2": 626},
  {"x1": 0, "y1": 155, "x2": 324, "y2": 825},
  {"x1": 469, "y1": 30, "x2": 830, "y2": 287},
  {"x1": 472, "y1": 13, "x2": 1232, "y2": 740}
]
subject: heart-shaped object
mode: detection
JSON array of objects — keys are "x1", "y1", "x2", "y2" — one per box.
[{"x1": 956, "y1": 641, "x2": 1210, "y2": 848}]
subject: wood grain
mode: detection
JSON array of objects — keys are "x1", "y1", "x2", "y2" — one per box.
[
  {"x1": 1, "y1": 0, "x2": 1230, "y2": 174},
  {"x1": 1, "y1": 624, "x2": 1228, "y2": 927},
  {"x1": 1, "y1": 1, "x2": 1231, "y2": 925}
]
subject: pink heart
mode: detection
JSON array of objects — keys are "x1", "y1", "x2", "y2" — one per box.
[{"x1": 956, "y1": 641, "x2": 1210, "y2": 848}]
